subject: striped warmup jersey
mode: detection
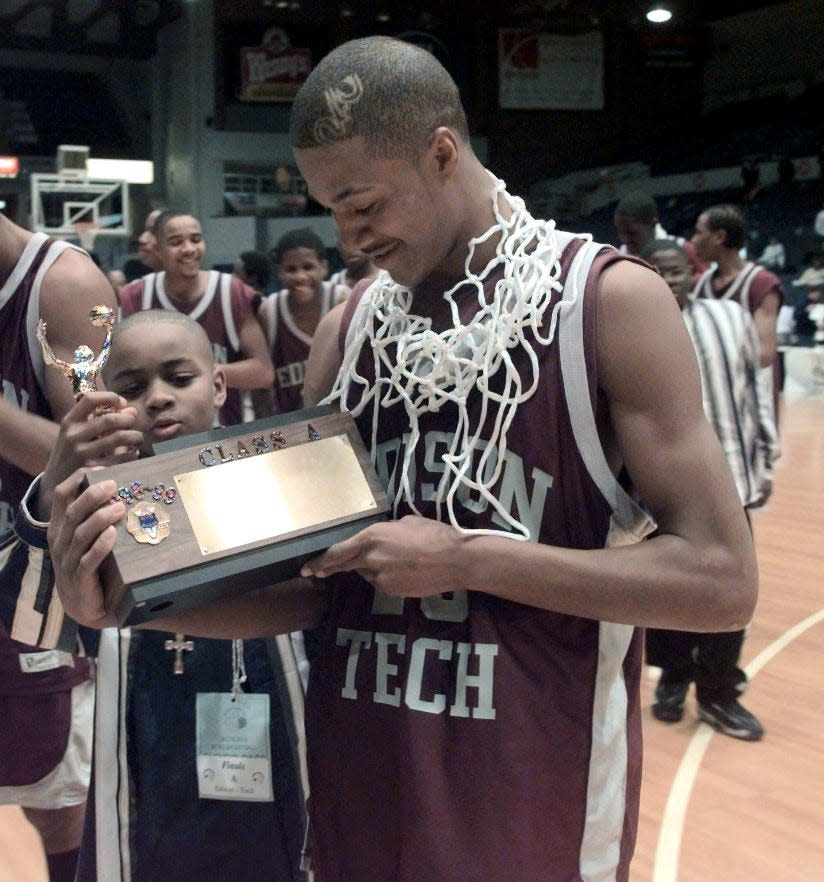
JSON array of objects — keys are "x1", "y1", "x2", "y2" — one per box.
[
  {"x1": 305, "y1": 234, "x2": 654, "y2": 882},
  {"x1": 682, "y1": 297, "x2": 777, "y2": 507}
]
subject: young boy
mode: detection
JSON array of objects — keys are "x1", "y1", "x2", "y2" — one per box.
[
  {"x1": 254, "y1": 228, "x2": 347, "y2": 416},
  {"x1": 118, "y1": 210, "x2": 274, "y2": 427},
  {"x1": 8, "y1": 310, "x2": 309, "y2": 882},
  {"x1": 643, "y1": 240, "x2": 777, "y2": 740}
]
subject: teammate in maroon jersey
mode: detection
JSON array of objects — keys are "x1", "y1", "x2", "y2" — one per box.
[
  {"x1": 48, "y1": 38, "x2": 757, "y2": 882},
  {"x1": 0, "y1": 210, "x2": 117, "y2": 882},
  {"x1": 255, "y1": 227, "x2": 347, "y2": 416},
  {"x1": 118, "y1": 210, "x2": 274, "y2": 427}
]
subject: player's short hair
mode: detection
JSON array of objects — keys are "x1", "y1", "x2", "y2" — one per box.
[
  {"x1": 614, "y1": 192, "x2": 658, "y2": 224},
  {"x1": 703, "y1": 204, "x2": 748, "y2": 250},
  {"x1": 289, "y1": 36, "x2": 469, "y2": 159},
  {"x1": 641, "y1": 239, "x2": 688, "y2": 261},
  {"x1": 153, "y1": 209, "x2": 197, "y2": 242},
  {"x1": 273, "y1": 228, "x2": 326, "y2": 265},
  {"x1": 106, "y1": 310, "x2": 213, "y2": 375}
]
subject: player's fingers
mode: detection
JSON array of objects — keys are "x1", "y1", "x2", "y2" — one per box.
[
  {"x1": 80, "y1": 431, "x2": 144, "y2": 464},
  {"x1": 301, "y1": 531, "x2": 367, "y2": 578}
]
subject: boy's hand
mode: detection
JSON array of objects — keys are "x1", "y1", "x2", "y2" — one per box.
[
  {"x1": 48, "y1": 470, "x2": 122, "y2": 629},
  {"x1": 37, "y1": 391, "x2": 143, "y2": 520}
]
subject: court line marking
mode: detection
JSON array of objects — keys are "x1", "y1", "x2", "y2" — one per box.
[{"x1": 651, "y1": 607, "x2": 824, "y2": 882}]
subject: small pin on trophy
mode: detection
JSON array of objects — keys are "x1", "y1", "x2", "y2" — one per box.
[{"x1": 37, "y1": 304, "x2": 116, "y2": 408}]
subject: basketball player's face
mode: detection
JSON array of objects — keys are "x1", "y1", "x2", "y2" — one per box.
[
  {"x1": 614, "y1": 216, "x2": 654, "y2": 256},
  {"x1": 295, "y1": 136, "x2": 456, "y2": 290},
  {"x1": 278, "y1": 247, "x2": 328, "y2": 302},
  {"x1": 649, "y1": 250, "x2": 692, "y2": 309},
  {"x1": 691, "y1": 213, "x2": 721, "y2": 262},
  {"x1": 103, "y1": 323, "x2": 225, "y2": 456},
  {"x1": 159, "y1": 216, "x2": 206, "y2": 280}
]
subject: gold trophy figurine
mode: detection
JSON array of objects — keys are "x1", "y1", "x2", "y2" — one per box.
[{"x1": 36, "y1": 304, "x2": 116, "y2": 400}]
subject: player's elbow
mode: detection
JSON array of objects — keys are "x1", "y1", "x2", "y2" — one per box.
[
  {"x1": 251, "y1": 357, "x2": 274, "y2": 388},
  {"x1": 705, "y1": 541, "x2": 759, "y2": 632}
]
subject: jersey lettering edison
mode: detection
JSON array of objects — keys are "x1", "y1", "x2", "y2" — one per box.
[{"x1": 333, "y1": 429, "x2": 553, "y2": 721}]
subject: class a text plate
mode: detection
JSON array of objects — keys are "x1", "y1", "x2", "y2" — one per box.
[{"x1": 175, "y1": 433, "x2": 378, "y2": 556}]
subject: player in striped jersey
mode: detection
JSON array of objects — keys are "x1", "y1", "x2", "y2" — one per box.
[{"x1": 644, "y1": 240, "x2": 777, "y2": 740}]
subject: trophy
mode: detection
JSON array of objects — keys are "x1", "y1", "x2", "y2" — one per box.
[{"x1": 36, "y1": 304, "x2": 115, "y2": 400}]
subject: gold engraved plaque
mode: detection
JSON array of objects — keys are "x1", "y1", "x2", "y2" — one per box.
[
  {"x1": 176, "y1": 434, "x2": 377, "y2": 556},
  {"x1": 83, "y1": 407, "x2": 389, "y2": 626}
]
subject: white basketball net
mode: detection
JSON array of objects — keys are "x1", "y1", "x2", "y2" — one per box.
[{"x1": 325, "y1": 175, "x2": 578, "y2": 540}]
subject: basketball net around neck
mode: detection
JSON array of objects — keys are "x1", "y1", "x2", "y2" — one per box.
[{"x1": 325, "y1": 174, "x2": 581, "y2": 540}]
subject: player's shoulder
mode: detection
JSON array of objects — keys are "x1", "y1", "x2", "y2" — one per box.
[{"x1": 40, "y1": 245, "x2": 116, "y2": 310}]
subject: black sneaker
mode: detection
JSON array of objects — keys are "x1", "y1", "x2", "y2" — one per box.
[
  {"x1": 698, "y1": 699, "x2": 764, "y2": 741},
  {"x1": 652, "y1": 678, "x2": 689, "y2": 723}
]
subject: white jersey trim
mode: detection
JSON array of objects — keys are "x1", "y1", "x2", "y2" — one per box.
[
  {"x1": 0, "y1": 232, "x2": 49, "y2": 308},
  {"x1": 219, "y1": 273, "x2": 240, "y2": 353},
  {"x1": 155, "y1": 270, "x2": 219, "y2": 322},
  {"x1": 26, "y1": 238, "x2": 87, "y2": 393},
  {"x1": 95, "y1": 627, "x2": 133, "y2": 882}
]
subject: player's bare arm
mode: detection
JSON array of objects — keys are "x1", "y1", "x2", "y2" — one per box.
[
  {"x1": 302, "y1": 261, "x2": 757, "y2": 632},
  {"x1": 302, "y1": 301, "x2": 346, "y2": 407},
  {"x1": 49, "y1": 469, "x2": 329, "y2": 636},
  {"x1": 752, "y1": 289, "x2": 780, "y2": 367},
  {"x1": 38, "y1": 248, "x2": 118, "y2": 419},
  {"x1": 219, "y1": 309, "x2": 275, "y2": 390},
  {"x1": 0, "y1": 398, "x2": 58, "y2": 475}
]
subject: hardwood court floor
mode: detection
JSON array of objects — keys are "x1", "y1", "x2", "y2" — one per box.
[
  {"x1": 633, "y1": 396, "x2": 824, "y2": 882},
  {"x1": 1, "y1": 397, "x2": 822, "y2": 882}
]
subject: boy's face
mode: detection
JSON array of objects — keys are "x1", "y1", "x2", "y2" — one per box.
[
  {"x1": 158, "y1": 215, "x2": 205, "y2": 280},
  {"x1": 278, "y1": 246, "x2": 327, "y2": 301},
  {"x1": 103, "y1": 322, "x2": 225, "y2": 456},
  {"x1": 295, "y1": 136, "x2": 452, "y2": 290},
  {"x1": 649, "y1": 249, "x2": 692, "y2": 309}
]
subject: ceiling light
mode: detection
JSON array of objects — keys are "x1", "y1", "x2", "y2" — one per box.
[{"x1": 646, "y1": 6, "x2": 672, "y2": 23}]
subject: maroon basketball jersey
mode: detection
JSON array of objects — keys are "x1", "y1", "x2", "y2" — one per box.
[
  {"x1": 0, "y1": 231, "x2": 90, "y2": 695},
  {"x1": 305, "y1": 236, "x2": 653, "y2": 882},
  {"x1": 693, "y1": 261, "x2": 784, "y2": 314},
  {"x1": 119, "y1": 271, "x2": 255, "y2": 426},
  {"x1": 258, "y1": 280, "x2": 344, "y2": 413}
]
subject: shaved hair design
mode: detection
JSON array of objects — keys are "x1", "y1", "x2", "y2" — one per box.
[{"x1": 290, "y1": 36, "x2": 469, "y2": 158}]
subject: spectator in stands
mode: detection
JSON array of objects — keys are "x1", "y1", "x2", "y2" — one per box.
[
  {"x1": 756, "y1": 235, "x2": 786, "y2": 271},
  {"x1": 643, "y1": 239, "x2": 774, "y2": 741},
  {"x1": 234, "y1": 249, "x2": 273, "y2": 297},
  {"x1": 792, "y1": 252, "x2": 824, "y2": 288},
  {"x1": 614, "y1": 191, "x2": 706, "y2": 278},
  {"x1": 793, "y1": 286, "x2": 822, "y2": 340},
  {"x1": 813, "y1": 205, "x2": 824, "y2": 239}
]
